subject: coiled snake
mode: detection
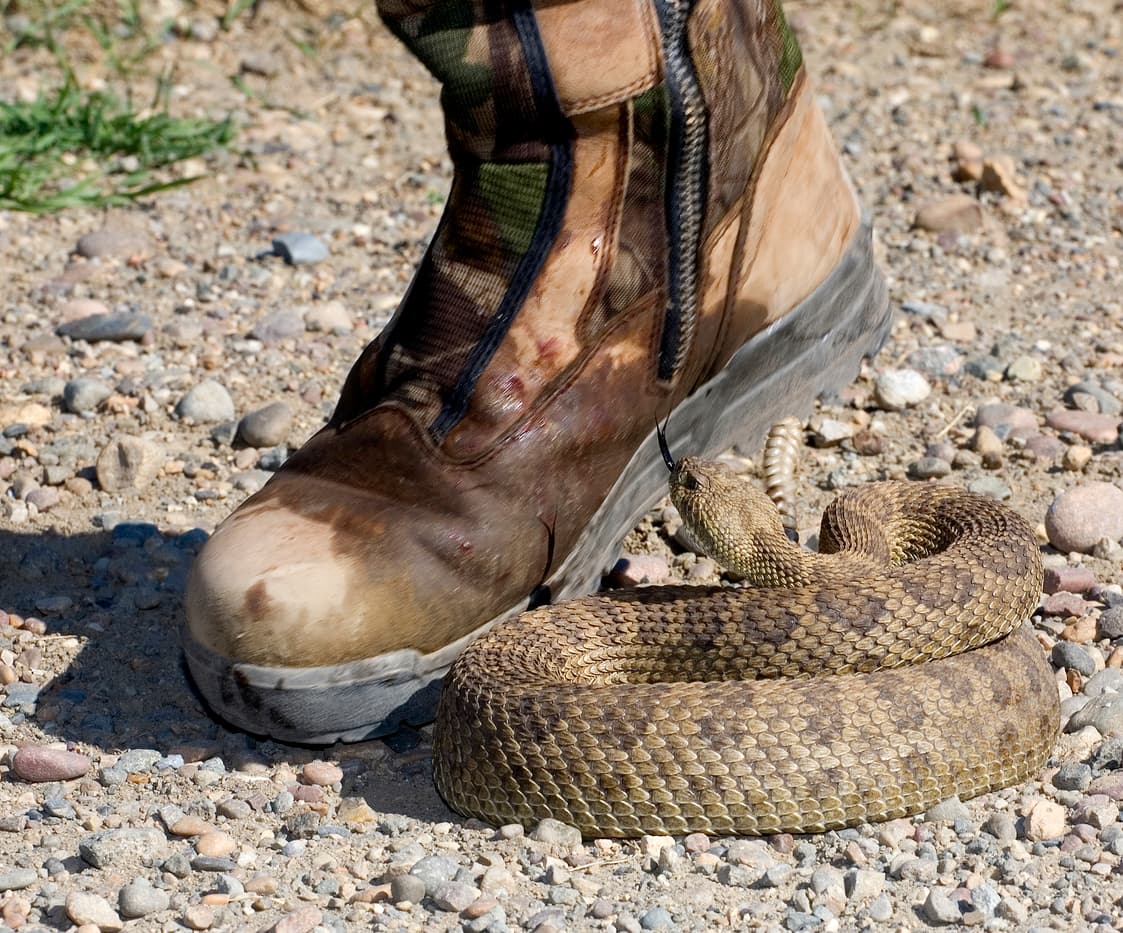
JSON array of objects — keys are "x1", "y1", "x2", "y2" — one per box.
[{"x1": 433, "y1": 430, "x2": 1059, "y2": 837}]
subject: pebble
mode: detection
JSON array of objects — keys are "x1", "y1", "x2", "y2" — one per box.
[
  {"x1": 271, "y1": 232, "x2": 330, "y2": 265},
  {"x1": 300, "y1": 759, "x2": 343, "y2": 786},
  {"x1": 873, "y1": 369, "x2": 930, "y2": 410},
  {"x1": 63, "y1": 377, "x2": 112, "y2": 414},
  {"x1": 409, "y1": 855, "x2": 459, "y2": 896},
  {"x1": 922, "y1": 887, "x2": 962, "y2": 925},
  {"x1": 175, "y1": 380, "x2": 235, "y2": 423},
  {"x1": 908, "y1": 457, "x2": 950, "y2": 479},
  {"x1": 1045, "y1": 409, "x2": 1121, "y2": 444},
  {"x1": 79, "y1": 828, "x2": 167, "y2": 868},
  {"x1": 640, "y1": 907, "x2": 674, "y2": 930},
  {"x1": 1098, "y1": 606, "x2": 1123, "y2": 640},
  {"x1": 1005, "y1": 355, "x2": 1042, "y2": 382},
  {"x1": 75, "y1": 226, "x2": 148, "y2": 259},
  {"x1": 11, "y1": 746, "x2": 90, "y2": 782},
  {"x1": 65, "y1": 890, "x2": 124, "y2": 932},
  {"x1": 530, "y1": 818, "x2": 583, "y2": 848},
  {"x1": 303, "y1": 300, "x2": 352, "y2": 332},
  {"x1": 182, "y1": 904, "x2": 214, "y2": 930},
  {"x1": 270, "y1": 905, "x2": 322, "y2": 933},
  {"x1": 238, "y1": 402, "x2": 292, "y2": 448},
  {"x1": 1044, "y1": 566, "x2": 1096, "y2": 594},
  {"x1": 391, "y1": 873, "x2": 426, "y2": 904},
  {"x1": 0, "y1": 868, "x2": 37, "y2": 891},
  {"x1": 26, "y1": 486, "x2": 59, "y2": 511},
  {"x1": 900, "y1": 299, "x2": 948, "y2": 323},
  {"x1": 914, "y1": 194, "x2": 984, "y2": 234},
  {"x1": 966, "y1": 476, "x2": 1010, "y2": 500},
  {"x1": 1068, "y1": 692, "x2": 1123, "y2": 737},
  {"x1": 251, "y1": 310, "x2": 306, "y2": 344},
  {"x1": 1024, "y1": 800, "x2": 1066, "y2": 840},
  {"x1": 57, "y1": 311, "x2": 152, "y2": 342},
  {"x1": 1052, "y1": 642, "x2": 1096, "y2": 677},
  {"x1": 96, "y1": 436, "x2": 163, "y2": 491},
  {"x1": 433, "y1": 880, "x2": 480, "y2": 912},
  {"x1": 925, "y1": 796, "x2": 969, "y2": 822},
  {"x1": 611, "y1": 554, "x2": 670, "y2": 586},
  {"x1": 196, "y1": 830, "x2": 236, "y2": 858},
  {"x1": 975, "y1": 402, "x2": 1038, "y2": 436},
  {"x1": 1065, "y1": 380, "x2": 1122, "y2": 416},
  {"x1": 118, "y1": 877, "x2": 170, "y2": 918},
  {"x1": 1045, "y1": 483, "x2": 1123, "y2": 554}
]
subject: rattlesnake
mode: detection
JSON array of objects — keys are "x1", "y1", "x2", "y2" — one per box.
[{"x1": 432, "y1": 431, "x2": 1059, "y2": 837}]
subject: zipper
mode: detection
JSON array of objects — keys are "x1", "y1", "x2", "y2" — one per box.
[{"x1": 656, "y1": 0, "x2": 708, "y2": 382}]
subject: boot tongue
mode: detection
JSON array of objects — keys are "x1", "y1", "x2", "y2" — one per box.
[{"x1": 344, "y1": 4, "x2": 571, "y2": 441}]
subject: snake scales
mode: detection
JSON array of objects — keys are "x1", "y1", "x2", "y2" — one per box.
[{"x1": 433, "y1": 436, "x2": 1060, "y2": 838}]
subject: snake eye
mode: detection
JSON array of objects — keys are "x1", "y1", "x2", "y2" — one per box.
[{"x1": 682, "y1": 471, "x2": 702, "y2": 491}]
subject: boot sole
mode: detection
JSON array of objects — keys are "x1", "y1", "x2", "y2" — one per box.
[{"x1": 182, "y1": 218, "x2": 891, "y2": 744}]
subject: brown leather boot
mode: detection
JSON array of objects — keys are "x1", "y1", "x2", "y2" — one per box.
[{"x1": 184, "y1": 0, "x2": 890, "y2": 743}]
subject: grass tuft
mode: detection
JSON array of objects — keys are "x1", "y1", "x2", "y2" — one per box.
[{"x1": 0, "y1": 80, "x2": 234, "y2": 213}]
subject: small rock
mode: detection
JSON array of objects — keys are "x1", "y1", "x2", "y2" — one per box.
[
  {"x1": 96, "y1": 436, "x2": 163, "y2": 491},
  {"x1": 925, "y1": 796, "x2": 969, "y2": 822},
  {"x1": 900, "y1": 299, "x2": 948, "y2": 323},
  {"x1": 914, "y1": 194, "x2": 984, "y2": 234},
  {"x1": 433, "y1": 881, "x2": 480, "y2": 912},
  {"x1": 251, "y1": 310, "x2": 305, "y2": 344},
  {"x1": 303, "y1": 301, "x2": 352, "y2": 332},
  {"x1": 1068, "y1": 691, "x2": 1123, "y2": 737},
  {"x1": 80, "y1": 828, "x2": 167, "y2": 868},
  {"x1": 845, "y1": 868, "x2": 885, "y2": 901},
  {"x1": 75, "y1": 227, "x2": 148, "y2": 259},
  {"x1": 908, "y1": 457, "x2": 950, "y2": 479},
  {"x1": 1053, "y1": 763, "x2": 1093, "y2": 792},
  {"x1": 57, "y1": 312, "x2": 152, "y2": 342},
  {"x1": 196, "y1": 831, "x2": 236, "y2": 858},
  {"x1": 1064, "y1": 445, "x2": 1094, "y2": 472},
  {"x1": 1065, "y1": 381, "x2": 1122, "y2": 416},
  {"x1": 65, "y1": 890, "x2": 123, "y2": 931},
  {"x1": 118, "y1": 877, "x2": 170, "y2": 918},
  {"x1": 237, "y1": 402, "x2": 292, "y2": 448},
  {"x1": 640, "y1": 907, "x2": 674, "y2": 930},
  {"x1": 951, "y1": 140, "x2": 984, "y2": 182},
  {"x1": 1004, "y1": 354, "x2": 1042, "y2": 383},
  {"x1": 922, "y1": 887, "x2": 963, "y2": 925},
  {"x1": 1044, "y1": 566, "x2": 1096, "y2": 594},
  {"x1": 1024, "y1": 799, "x2": 1066, "y2": 840},
  {"x1": 1042, "y1": 591, "x2": 1089, "y2": 617},
  {"x1": 0, "y1": 868, "x2": 37, "y2": 891},
  {"x1": 980, "y1": 155, "x2": 1026, "y2": 200},
  {"x1": 182, "y1": 904, "x2": 214, "y2": 930},
  {"x1": 874, "y1": 369, "x2": 930, "y2": 410},
  {"x1": 966, "y1": 476, "x2": 1010, "y2": 500},
  {"x1": 1024, "y1": 434, "x2": 1066, "y2": 462},
  {"x1": 26, "y1": 487, "x2": 59, "y2": 511},
  {"x1": 975, "y1": 402, "x2": 1037, "y2": 435},
  {"x1": 300, "y1": 760, "x2": 343, "y2": 786},
  {"x1": 63, "y1": 378, "x2": 112, "y2": 414},
  {"x1": 530, "y1": 818, "x2": 583, "y2": 848},
  {"x1": 176, "y1": 381, "x2": 235, "y2": 423},
  {"x1": 1045, "y1": 409, "x2": 1121, "y2": 445},
  {"x1": 409, "y1": 855, "x2": 459, "y2": 896},
  {"x1": 1045, "y1": 483, "x2": 1123, "y2": 554},
  {"x1": 1052, "y1": 642, "x2": 1096, "y2": 677},
  {"x1": 611, "y1": 554, "x2": 670, "y2": 586},
  {"x1": 390, "y1": 873, "x2": 426, "y2": 904},
  {"x1": 12, "y1": 746, "x2": 90, "y2": 782},
  {"x1": 272, "y1": 232, "x2": 329, "y2": 265},
  {"x1": 1098, "y1": 607, "x2": 1123, "y2": 640},
  {"x1": 270, "y1": 905, "x2": 322, "y2": 933}
]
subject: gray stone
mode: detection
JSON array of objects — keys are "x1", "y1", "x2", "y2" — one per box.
[
  {"x1": 25, "y1": 487, "x2": 58, "y2": 511},
  {"x1": 908, "y1": 457, "x2": 950, "y2": 479},
  {"x1": 272, "y1": 232, "x2": 330, "y2": 265},
  {"x1": 1052, "y1": 642, "x2": 1096, "y2": 676},
  {"x1": 75, "y1": 227, "x2": 148, "y2": 259},
  {"x1": 251, "y1": 309, "x2": 305, "y2": 344},
  {"x1": 176, "y1": 380, "x2": 235, "y2": 423},
  {"x1": 975, "y1": 402, "x2": 1038, "y2": 435},
  {"x1": 922, "y1": 887, "x2": 963, "y2": 925},
  {"x1": 867, "y1": 894, "x2": 893, "y2": 922},
  {"x1": 1068, "y1": 691, "x2": 1123, "y2": 737},
  {"x1": 874, "y1": 369, "x2": 930, "y2": 410},
  {"x1": 96, "y1": 436, "x2": 163, "y2": 491},
  {"x1": 529, "y1": 818, "x2": 582, "y2": 848},
  {"x1": 118, "y1": 877, "x2": 170, "y2": 918},
  {"x1": 1065, "y1": 381, "x2": 1122, "y2": 416},
  {"x1": 390, "y1": 873, "x2": 426, "y2": 904},
  {"x1": 57, "y1": 312, "x2": 151, "y2": 342},
  {"x1": 844, "y1": 868, "x2": 884, "y2": 901},
  {"x1": 0, "y1": 868, "x2": 37, "y2": 891},
  {"x1": 1098, "y1": 606, "x2": 1123, "y2": 640},
  {"x1": 117, "y1": 748, "x2": 163, "y2": 772},
  {"x1": 80, "y1": 828, "x2": 166, "y2": 868},
  {"x1": 1084, "y1": 668, "x2": 1123, "y2": 697},
  {"x1": 640, "y1": 907, "x2": 674, "y2": 930},
  {"x1": 63, "y1": 377, "x2": 112, "y2": 414},
  {"x1": 191, "y1": 855, "x2": 237, "y2": 872},
  {"x1": 906, "y1": 344, "x2": 962, "y2": 377},
  {"x1": 1054, "y1": 763, "x2": 1093, "y2": 791},
  {"x1": 433, "y1": 880, "x2": 480, "y2": 912},
  {"x1": 967, "y1": 476, "x2": 1011, "y2": 500},
  {"x1": 237, "y1": 402, "x2": 292, "y2": 448},
  {"x1": 964, "y1": 356, "x2": 1004, "y2": 380},
  {"x1": 925, "y1": 796, "x2": 970, "y2": 822},
  {"x1": 409, "y1": 855, "x2": 459, "y2": 896},
  {"x1": 1005, "y1": 355, "x2": 1043, "y2": 381}
]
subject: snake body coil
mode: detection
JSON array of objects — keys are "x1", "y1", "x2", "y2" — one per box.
[{"x1": 433, "y1": 458, "x2": 1059, "y2": 837}]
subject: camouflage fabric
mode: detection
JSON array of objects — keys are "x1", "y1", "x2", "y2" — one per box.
[{"x1": 343, "y1": 0, "x2": 805, "y2": 441}]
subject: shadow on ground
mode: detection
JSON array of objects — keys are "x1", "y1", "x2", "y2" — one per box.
[{"x1": 0, "y1": 525, "x2": 454, "y2": 823}]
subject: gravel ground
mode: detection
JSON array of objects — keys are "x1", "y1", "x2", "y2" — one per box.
[{"x1": 2, "y1": 1, "x2": 1123, "y2": 930}]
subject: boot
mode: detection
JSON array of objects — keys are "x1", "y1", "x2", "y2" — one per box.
[{"x1": 184, "y1": 0, "x2": 890, "y2": 743}]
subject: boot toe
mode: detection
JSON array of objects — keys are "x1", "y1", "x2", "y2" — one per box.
[{"x1": 183, "y1": 477, "x2": 484, "y2": 743}]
